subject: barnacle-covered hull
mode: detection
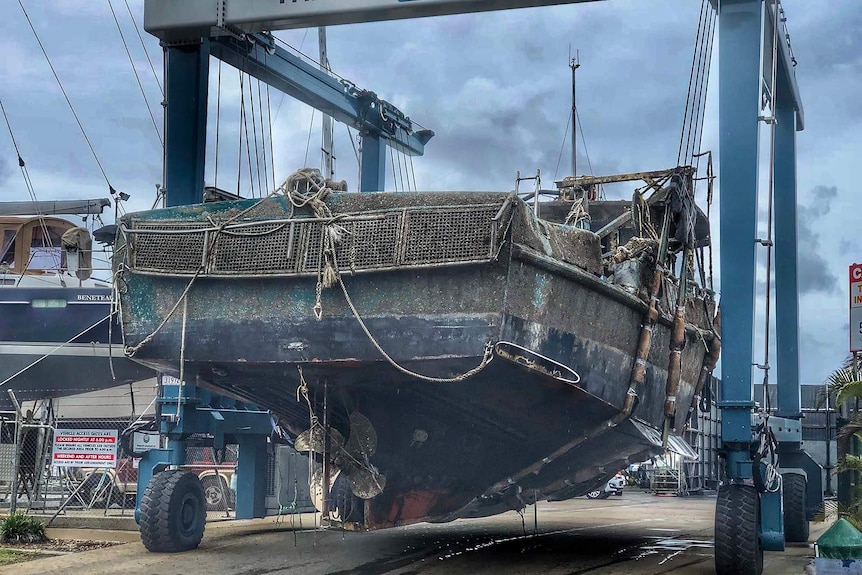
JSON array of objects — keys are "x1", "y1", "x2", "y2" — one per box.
[{"x1": 116, "y1": 190, "x2": 715, "y2": 528}]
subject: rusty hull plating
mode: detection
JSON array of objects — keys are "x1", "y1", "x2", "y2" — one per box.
[{"x1": 115, "y1": 183, "x2": 716, "y2": 529}]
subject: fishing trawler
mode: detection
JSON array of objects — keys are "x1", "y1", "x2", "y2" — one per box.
[
  {"x1": 0, "y1": 201, "x2": 154, "y2": 406},
  {"x1": 115, "y1": 164, "x2": 719, "y2": 529}
]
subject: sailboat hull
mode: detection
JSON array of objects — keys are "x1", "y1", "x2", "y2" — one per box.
[{"x1": 0, "y1": 287, "x2": 154, "y2": 406}]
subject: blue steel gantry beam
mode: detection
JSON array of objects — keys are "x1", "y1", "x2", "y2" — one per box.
[
  {"x1": 210, "y1": 33, "x2": 433, "y2": 192},
  {"x1": 145, "y1": 0, "x2": 607, "y2": 42},
  {"x1": 163, "y1": 33, "x2": 433, "y2": 206}
]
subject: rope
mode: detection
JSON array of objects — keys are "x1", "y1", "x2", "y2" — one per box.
[
  {"x1": 334, "y1": 270, "x2": 494, "y2": 383},
  {"x1": 125, "y1": 169, "x2": 327, "y2": 355},
  {"x1": 563, "y1": 197, "x2": 589, "y2": 228}
]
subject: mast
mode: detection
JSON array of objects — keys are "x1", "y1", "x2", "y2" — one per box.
[
  {"x1": 570, "y1": 50, "x2": 580, "y2": 178},
  {"x1": 318, "y1": 27, "x2": 335, "y2": 180}
]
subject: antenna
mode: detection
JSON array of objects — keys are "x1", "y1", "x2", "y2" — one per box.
[{"x1": 570, "y1": 49, "x2": 580, "y2": 178}]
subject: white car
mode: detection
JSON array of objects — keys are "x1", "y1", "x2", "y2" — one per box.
[{"x1": 586, "y1": 473, "x2": 625, "y2": 499}]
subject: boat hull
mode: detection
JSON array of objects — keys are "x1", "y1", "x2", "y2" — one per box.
[
  {"x1": 117, "y1": 191, "x2": 714, "y2": 527},
  {"x1": 0, "y1": 287, "x2": 154, "y2": 406}
]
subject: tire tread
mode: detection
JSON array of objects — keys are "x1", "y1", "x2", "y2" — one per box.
[{"x1": 714, "y1": 484, "x2": 763, "y2": 575}]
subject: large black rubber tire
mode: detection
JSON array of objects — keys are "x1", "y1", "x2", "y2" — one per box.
[
  {"x1": 715, "y1": 484, "x2": 763, "y2": 575},
  {"x1": 200, "y1": 475, "x2": 230, "y2": 512},
  {"x1": 140, "y1": 470, "x2": 206, "y2": 553},
  {"x1": 782, "y1": 473, "x2": 810, "y2": 543}
]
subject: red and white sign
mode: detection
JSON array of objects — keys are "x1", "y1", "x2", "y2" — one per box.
[
  {"x1": 51, "y1": 429, "x2": 118, "y2": 468},
  {"x1": 851, "y1": 264, "x2": 862, "y2": 353}
]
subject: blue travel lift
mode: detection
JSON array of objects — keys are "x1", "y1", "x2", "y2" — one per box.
[
  {"x1": 139, "y1": 0, "x2": 822, "y2": 572},
  {"x1": 717, "y1": 1, "x2": 822, "y2": 573},
  {"x1": 133, "y1": 379, "x2": 274, "y2": 551}
]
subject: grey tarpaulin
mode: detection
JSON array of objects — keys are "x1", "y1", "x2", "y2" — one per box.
[{"x1": 61, "y1": 227, "x2": 92, "y2": 280}]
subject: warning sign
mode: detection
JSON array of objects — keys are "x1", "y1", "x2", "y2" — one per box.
[
  {"x1": 51, "y1": 429, "x2": 118, "y2": 468},
  {"x1": 851, "y1": 264, "x2": 862, "y2": 353}
]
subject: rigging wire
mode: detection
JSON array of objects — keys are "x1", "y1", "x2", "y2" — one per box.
[
  {"x1": 265, "y1": 72, "x2": 276, "y2": 191},
  {"x1": 248, "y1": 75, "x2": 263, "y2": 196},
  {"x1": 257, "y1": 78, "x2": 270, "y2": 193},
  {"x1": 0, "y1": 96, "x2": 51, "y2": 251},
  {"x1": 241, "y1": 76, "x2": 256, "y2": 198},
  {"x1": 395, "y1": 144, "x2": 406, "y2": 192},
  {"x1": 0, "y1": 98, "x2": 24, "y2": 163},
  {"x1": 405, "y1": 128, "x2": 418, "y2": 192},
  {"x1": 389, "y1": 145, "x2": 398, "y2": 192},
  {"x1": 303, "y1": 109, "x2": 316, "y2": 167},
  {"x1": 693, "y1": 11, "x2": 717, "y2": 177},
  {"x1": 682, "y1": 2, "x2": 713, "y2": 165},
  {"x1": 18, "y1": 0, "x2": 114, "y2": 192},
  {"x1": 575, "y1": 109, "x2": 594, "y2": 177},
  {"x1": 107, "y1": 0, "x2": 163, "y2": 148},
  {"x1": 552, "y1": 111, "x2": 572, "y2": 182},
  {"x1": 123, "y1": 0, "x2": 163, "y2": 96},
  {"x1": 237, "y1": 71, "x2": 244, "y2": 196},
  {"x1": 677, "y1": 0, "x2": 708, "y2": 166},
  {"x1": 271, "y1": 29, "x2": 309, "y2": 124},
  {"x1": 344, "y1": 124, "x2": 361, "y2": 191},
  {"x1": 214, "y1": 60, "x2": 222, "y2": 189}
]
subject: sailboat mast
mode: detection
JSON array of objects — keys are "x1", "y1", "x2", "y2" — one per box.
[
  {"x1": 570, "y1": 50, "x2": 580, "y2": 178},
  {"x1": 319, "y1": 27, "x2": 334, "y2": 179}
]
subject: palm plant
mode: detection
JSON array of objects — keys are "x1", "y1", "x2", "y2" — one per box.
[{"x1": 826, "y1": 355, "x2": 862, "y2": 528}]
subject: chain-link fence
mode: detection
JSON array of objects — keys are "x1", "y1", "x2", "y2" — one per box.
[
  {"x1": 1, "y1": 381, "x2": 316, "y2": 526},
  {"x1": 0, "y1": 381, "x2": 160, "y2": 522}
]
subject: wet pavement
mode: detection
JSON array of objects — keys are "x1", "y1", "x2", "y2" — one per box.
[{"x1": 1, "y1": 490, "x2": 820, "y2": 574}]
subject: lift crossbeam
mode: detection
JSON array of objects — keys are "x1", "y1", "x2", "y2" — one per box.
[
  {"x1": 146, "y1": 0, "x2": 604, "y2": 42},
  {"x1": 210, "y1": 33, "x2": 432, "y2": 157}
]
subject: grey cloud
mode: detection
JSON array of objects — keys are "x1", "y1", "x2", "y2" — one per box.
[
  {"x1": 840, "y1": 239, "x2": 860, "y2": 257},
  {"x1": 0, "y1": 155, "x2": 11, "y2": 186},
  {"x1": 796, "y1": 185, "x2": 839, "y2": 295}
]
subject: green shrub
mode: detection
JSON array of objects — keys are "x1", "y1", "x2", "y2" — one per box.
[{"x1": 0, "y1": 512, "x2": 47, "y2": 544}]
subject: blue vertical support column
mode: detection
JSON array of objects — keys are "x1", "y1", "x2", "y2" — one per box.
[
  {"x1": 773, "y1": 96, "x2": 801, "y2": 420},
  {"x1": 718, "y1": 0, "x2": 763, "y2": 479},
  {"x1": 235, "y1": 435, "x2": 267, "y2": 519},
  {"x1": 165, "y1": 41, "x2": 210, "y2": 207},
  {"x1": 359, "y1": 133, "x2": 387, "y2": 192}
]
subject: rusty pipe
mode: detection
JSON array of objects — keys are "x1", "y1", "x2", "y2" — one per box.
[
  {"x1": 662, "y1": 247, "x2": 691, "y2": 444},
  {"x1": 684, "y1": 309, "x2": 721, "y2": 428},
  {"x1": 621, "y1": 206, "x2": 672, "y2": 419}
]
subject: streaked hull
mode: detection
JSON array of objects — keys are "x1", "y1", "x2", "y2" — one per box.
[{"x1": 117, "y1": 191, "x2": 714, "y2": 528}]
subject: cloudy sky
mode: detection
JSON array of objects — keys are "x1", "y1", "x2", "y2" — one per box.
[{"x1": 0, "y1": 0, "x2": 858, "y2": 386}]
